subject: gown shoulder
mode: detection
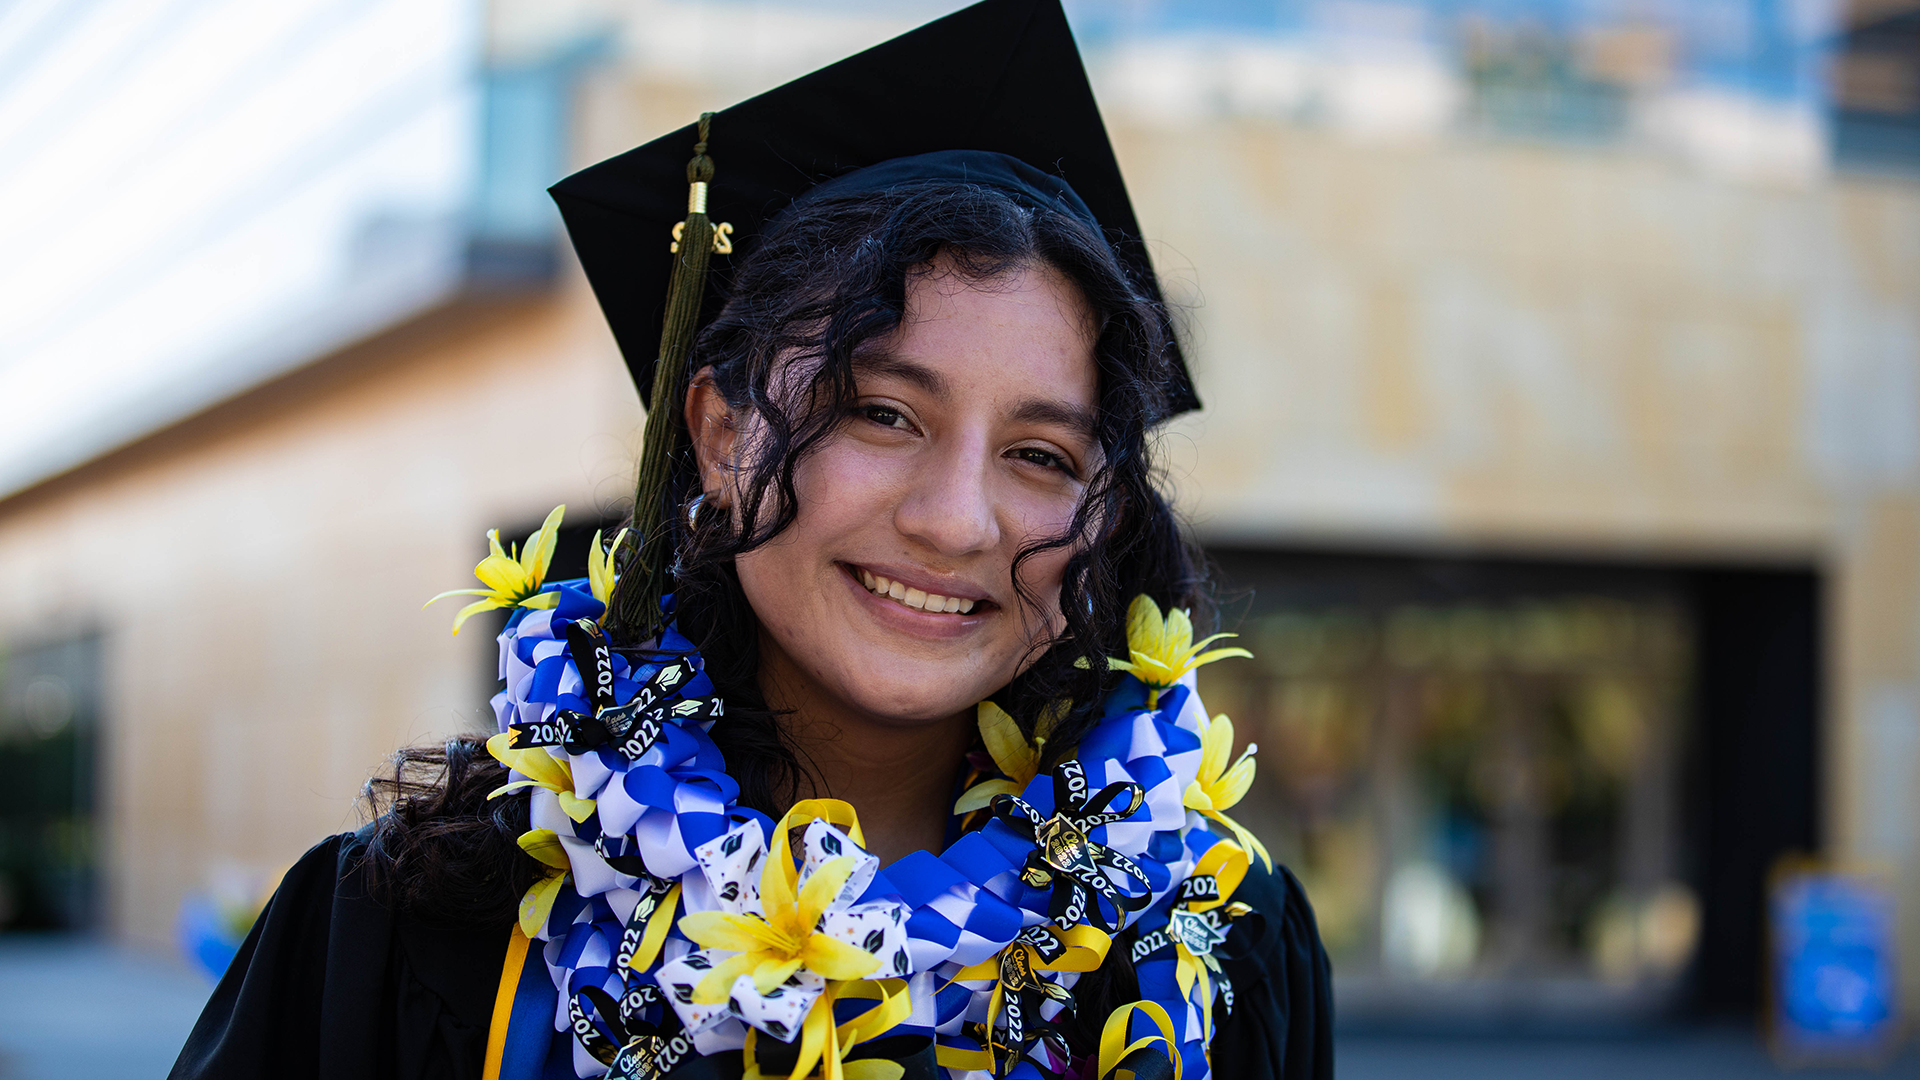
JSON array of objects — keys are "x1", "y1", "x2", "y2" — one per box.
[{"x1": 169, "y1": 830, "x2": 511, "y2": 1080}]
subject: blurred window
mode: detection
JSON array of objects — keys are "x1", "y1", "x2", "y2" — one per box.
[
  {"x1": 0, "y1": 635, "x2": 102, "y2": 932},
  {"x1": 1831, "y1": 4, "x2": 1920, "y2": 174},
  {"x1": 1198, "y1": 551, "x2": 1700, "y2": 1019}
]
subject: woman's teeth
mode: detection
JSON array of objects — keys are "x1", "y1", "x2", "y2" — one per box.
[{"x1": 859, "y1": 569, "x2": 975, "y2": 614}]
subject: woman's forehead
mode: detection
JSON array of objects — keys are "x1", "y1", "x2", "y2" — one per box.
[
  {"x1": 905, "y1": 257, "x2": 1096, "y2": 343},
  {"x1": 869, "y1": 264, "x2": 1098, "y2": 413}
]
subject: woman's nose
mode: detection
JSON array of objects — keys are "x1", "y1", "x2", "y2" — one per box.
[{"x1": 894, "y1": 437, "x2": 999, "y2": 557}]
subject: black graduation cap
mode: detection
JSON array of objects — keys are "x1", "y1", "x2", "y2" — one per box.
[
  {"x1": 548, "y1": 0, "x2": 1197, "y2": 415},
  {"x1": 552, "y1": 0, "x2": 1198, "y2": 638}
]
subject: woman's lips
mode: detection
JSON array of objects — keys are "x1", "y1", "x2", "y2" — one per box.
[
  {"x1": 839, "y1": 564, "x2": 992, "y2": 642},
  {"x1": 856, "y1": 566, "x2": 977, "y2": 614},
  {"x1": 837, "y1": 557, "x2": 998, "y2": 618}
]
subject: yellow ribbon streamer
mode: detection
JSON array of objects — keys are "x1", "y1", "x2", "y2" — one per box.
[
  {"x1": 1171, "y1": 955, "x2": 1205, "y2": 1028},
  {"x1": 948, "y1": 924, "x2": 1112, "y2": 1036},
  {"x1": 743, "y1": 977, "x2": 912, "y2": 1080},
  {"x1": 760, "y1": 797, "x2": 869, "y2": 904},
  {"x1": 934, "y1": 1043, "x2": 997, "y2": 1073},
  {"x1": 1172, "y1": 840, "x2": 1252, "y2": 1048},
  {"x1": 782, "y1": 798, "x2": 868, "y2": 849},
  {"x1": 1185, "y1": 841, "x2": 1248, "y2": 915},
  {"x1": 1096, "y1": 1002, "x2": 1182, "y2": 1080},
  {"x1": 950, "y1": 924, "x2": 1112, "y2": 983},
  {"x1": 621, "y1": 882, "x2": 683, "y2": 974}
]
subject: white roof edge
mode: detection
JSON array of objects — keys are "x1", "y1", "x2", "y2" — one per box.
[{"x1": 0, "y1": 236, "x2": 473, "y2": 503}]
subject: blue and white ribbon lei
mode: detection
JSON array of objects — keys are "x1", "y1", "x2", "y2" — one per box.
[{"x1": 488, "y1": 581, "x2": 1253, "y2": 1080}]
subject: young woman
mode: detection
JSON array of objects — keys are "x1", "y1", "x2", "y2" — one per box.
[{"x1": 170, "y1": 3, "x2": 1330, "y2": 1079}]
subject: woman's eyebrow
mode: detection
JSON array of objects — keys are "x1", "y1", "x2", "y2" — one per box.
[
  {"x1": 854, "y1": 351, "x2": 1096, "y2": 441},
  {"x1": 1011, "y1": 398, "x2": 1098, "y2": 443},
  {"x1": 851, "y1": 352, "x2": 950, "y2": 400}
]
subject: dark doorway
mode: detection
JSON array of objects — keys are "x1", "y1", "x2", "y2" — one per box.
[
  {"x1": 0, "y1": 634, "x2": 102, "y2": 931},
  {"x1": 1200, "y1": 547, "x2": 1819, "y2": 1024},
  {"x1": 1688, "y1": 569, "x2": 1822, "y2": 1016}
]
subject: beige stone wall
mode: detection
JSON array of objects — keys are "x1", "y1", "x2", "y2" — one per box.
[
  {"x1": 0, "y1": 290, "x2": 644, "y2": 945},
  {"x1": 1139, "y1": 126, "x2": 1916, "y2": 557}
]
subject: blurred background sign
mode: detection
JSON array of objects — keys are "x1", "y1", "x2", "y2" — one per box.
[
  {"x1": 1769, "y1": 863, "x2": 1901, "y2": 1064},
  {"x1": 1, "y1": 0, "x2": 1919, "y2": 1075}
]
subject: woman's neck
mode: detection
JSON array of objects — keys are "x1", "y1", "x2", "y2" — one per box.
[{"x1": 756, "y1": 634, "x2": 974, "y2": 865}]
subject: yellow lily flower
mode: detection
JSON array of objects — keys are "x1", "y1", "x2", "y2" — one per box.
[
  {"x1": 516, "y1": 828, "x2": 572, "y2": 937},
  {"x1": 1182, "y1": 713, "x2": 1271, "y2": 871},
  {"x1": 586, "y1": 526, "x2": 629, "y2": 607},
  {"x1": 485, "y1": 732, "x2": 595, "y2": 823},
  {"x1": 673, "y1": 801, "x2": 905, "y2": 1080},
  {"x1": 953, "y1": 700, "x2": 1065, "y2": 814},
  {"x1": 678, "y1": 854, "x2": 881, "y2": 1004},
  {"x1": 425, "y1": 505, "x2": 567, "y2": 634},
  {"x1": 1083, "y1": 596, "x2": 1252, "y2": 707}
]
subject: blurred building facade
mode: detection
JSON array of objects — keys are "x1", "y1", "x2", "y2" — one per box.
[{"x1": 0, "y1": 0, "x2": 1917, "y2": 1030}]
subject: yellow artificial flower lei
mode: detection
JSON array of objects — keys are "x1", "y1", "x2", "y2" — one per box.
[
  {"x1": 446, "y1": 571, "x2": 1262, "y2": 1080},
  {"x1": 1082, "y1": 596, "x2": 1252, "y2": 708},
  {"x1": 953, "y1": 700, "x2": 1067, "y2": 814},
  {"x1": 426, "y1": 504, "x2": 568, "y2": 634},
  {"x1": 680, "y1": 800, "x2": 905, "y2": 1080},
  {"x1": 1182, "y1": 713, "x2": 1272, "y2": 871}
]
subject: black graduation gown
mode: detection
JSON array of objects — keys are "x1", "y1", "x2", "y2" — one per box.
[
  {"x1": 169, "y1": 832, "x2": 1333, "y2": 1080},
  {"x1": 168, "y1": 831, "x2": 511, "y2": 1080}
]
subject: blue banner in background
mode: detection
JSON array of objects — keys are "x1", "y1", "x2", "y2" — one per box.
[{"x1": 1771, "y1": 866, "x2": 1901, "y2": 1064}]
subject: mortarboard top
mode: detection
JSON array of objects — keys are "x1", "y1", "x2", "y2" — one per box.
[{"x1": 549, "y1": 0, "x2": 1197, "y2": 415}]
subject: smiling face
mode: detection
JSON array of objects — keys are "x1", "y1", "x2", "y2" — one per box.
[{"x1": 689, "y1": 256, "x2": 1100, "y2": 731}]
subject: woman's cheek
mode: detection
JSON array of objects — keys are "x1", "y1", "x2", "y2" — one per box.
[
  {"x1": 797, "y1": 435, "x2": 907, "y2": 510},
  {"x1": 1008, "y1": 517, "x2": 1078, "y2": 638}
]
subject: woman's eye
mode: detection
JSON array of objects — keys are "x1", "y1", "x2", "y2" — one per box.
[
  {"x1": 859, "y1": 405, "x2": 912, "y2": 430},
  {"x1": 1012, "y1": 447, "x2": 1076, "y2": 476}
]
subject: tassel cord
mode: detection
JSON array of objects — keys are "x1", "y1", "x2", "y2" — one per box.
[{"x1": 611, "y1": 113, "x2": 718, "y2": 641}]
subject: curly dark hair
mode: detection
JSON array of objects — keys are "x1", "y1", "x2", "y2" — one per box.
[
  {"x1": 645, "y1": 181, "x2": 1210, "y2": 814},
  {"x1": 361, "y1": 183, "x2": 1213, "y2": 1049},
  {"x1": 357, "y1": 734, "x2": 540, "y2": 925}
]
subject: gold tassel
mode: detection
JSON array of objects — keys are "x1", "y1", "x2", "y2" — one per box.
[{"x1": 610, "y1": 113, "x2": 727, "y2": 640}]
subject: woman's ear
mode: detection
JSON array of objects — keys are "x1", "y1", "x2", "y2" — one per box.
[{"x1": 684, "y1": 368, "x2": 739, "y2": 509}]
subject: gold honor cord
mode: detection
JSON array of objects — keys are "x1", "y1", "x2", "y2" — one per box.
[
  {"x1": 612, "y1": 112, "x2": 733, "y2": 640},
  {"x1": 481, "y1": 927, "x2": 534, "y2": 1080},
  {"x1": 1096, "y1": 1002, "x2": 1182, "y2": 1080}
]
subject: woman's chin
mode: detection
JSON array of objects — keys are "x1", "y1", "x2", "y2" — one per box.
[{"x1": 827, "y1": 659, "x2": 997, "y2": 727}]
